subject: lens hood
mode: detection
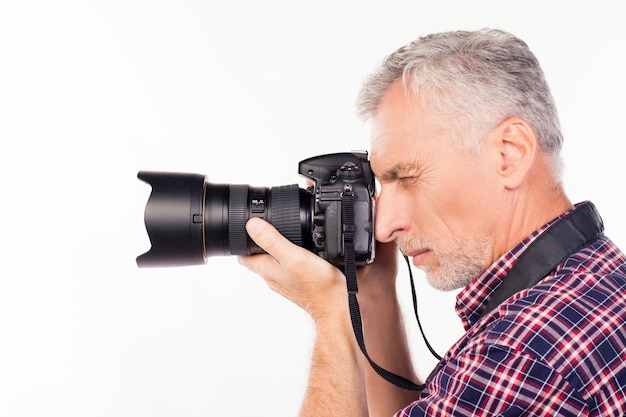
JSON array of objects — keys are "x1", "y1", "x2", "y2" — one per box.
[{"x1": 136, "y1": 171, "x2": 207, "y2": 267}]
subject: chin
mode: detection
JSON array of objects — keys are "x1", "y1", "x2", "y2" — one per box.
[{"x1": 425, "y1": 268, "x2": 475, "y2": 292}]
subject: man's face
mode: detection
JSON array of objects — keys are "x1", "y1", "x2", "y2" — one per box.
[{"x1": 370, "y1": 81, "x2": 500, "y2": 291}]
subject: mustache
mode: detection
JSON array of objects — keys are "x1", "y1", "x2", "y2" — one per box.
[{"x1": 396, "y1": 235, "x2": 431, "y2": 255}]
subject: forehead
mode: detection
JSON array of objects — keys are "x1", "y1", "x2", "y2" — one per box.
[{"x1": 369, "y1": 81, "x2": 443, "y2": 174}]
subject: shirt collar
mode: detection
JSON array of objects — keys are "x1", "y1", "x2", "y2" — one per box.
[{"x1": 454, "y1": 204, "x2": 581, "y2": 330}]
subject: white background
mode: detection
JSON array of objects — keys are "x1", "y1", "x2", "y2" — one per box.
[{"x1": 1, "y1": 1, "x2": 625, "y2": 416}]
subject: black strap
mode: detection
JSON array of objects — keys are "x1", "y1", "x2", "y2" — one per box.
[
  {"x1": 404, "y1": 254, "x2": 443, "y2": 362},
  {"x1": 342, "y1": 190, "x2": 426, "y2": 391},
  {"x1": 344, "y1": 200, "x2": 604, "y2": 392},
  {"x1": 482, "y1": 201, "x2": 604, "y2": 317},
  {"x1": 415, "y1": 202, "x2": 604, "y2": 390},
  {"x1": 426, "y1": 202, "x2": 604, "y2": 386}
]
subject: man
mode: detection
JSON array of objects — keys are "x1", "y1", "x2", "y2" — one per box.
[{"x1": 239, "y1": 29, "x2": 626, "y2": 416}]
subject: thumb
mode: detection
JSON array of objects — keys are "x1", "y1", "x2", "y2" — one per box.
[{"x1": 246, "y1": 217, "x2": 296, "y2": 260}]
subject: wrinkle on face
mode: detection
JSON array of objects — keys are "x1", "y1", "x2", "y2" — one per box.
[{"x1": 369, "y1": 81, "x2": 501, "y2": 290}]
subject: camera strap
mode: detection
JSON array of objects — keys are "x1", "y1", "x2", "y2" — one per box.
[
  {"x1": 342, "y1": 199, "x2": 604, "y2": 392},
  {"x1": 481, "y1": 201, "x2": 604, "y2": 317},
  {"x1": 341, "y1": 190, "x2": 428, "y2": 391}
]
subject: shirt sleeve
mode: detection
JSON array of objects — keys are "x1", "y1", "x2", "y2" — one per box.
[{"x1": 394, "y1": 344, "x2": 588, "y2": 416}]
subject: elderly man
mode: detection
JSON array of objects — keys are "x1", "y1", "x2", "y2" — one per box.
[{"x1": 239, "y1": 29, "x2": 626, "y2": 416}]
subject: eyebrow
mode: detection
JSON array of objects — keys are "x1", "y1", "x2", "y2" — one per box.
[{"x1": 376, "y1": 162, "x2": 417, "y2": 182}]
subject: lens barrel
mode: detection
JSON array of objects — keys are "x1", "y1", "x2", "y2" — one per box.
[
  {"x1": 137, "y1": 171, "x2": 311, "y2": 267},
  {"x1": 223, "y1": 184, "x2": 308, "y2": 256}
]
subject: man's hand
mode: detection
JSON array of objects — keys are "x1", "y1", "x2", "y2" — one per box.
[
  {"x1": 355, "y1": 241, "x2": 422, "y2": 416},
  {"x1": 239, "y1": 216, "x2": 369, "y2": 416},
  {"x1": 356, "y1": 239, "x2": 399, "y2": 303},
  {"x1": 238, "y1": 217, "x2": 348, "y2": 321}
]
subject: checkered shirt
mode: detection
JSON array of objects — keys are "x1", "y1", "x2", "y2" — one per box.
[{"x1": 396, "y1": 204, "x2": 626, "y2": 416}]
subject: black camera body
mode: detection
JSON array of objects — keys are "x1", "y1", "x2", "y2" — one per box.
[
  {"x1": 137, "y1": 152, "x2": 375, "y2": 268},
  {"x1": 299, "y1": 152, "x2": 375, "y2": 266}
]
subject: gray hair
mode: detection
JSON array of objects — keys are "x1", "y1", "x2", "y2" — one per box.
[{"x1": 357, "y1": 28, "x2": 563, "y2": 174}]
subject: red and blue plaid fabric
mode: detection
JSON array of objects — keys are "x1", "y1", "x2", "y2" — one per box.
[{"x1": 396, "y1": 204, "x2": 626, "y2": 416}]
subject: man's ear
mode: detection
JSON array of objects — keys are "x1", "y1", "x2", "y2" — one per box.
[{"x1": 494, "y1": 117, "x2": 538, "y2": 190}]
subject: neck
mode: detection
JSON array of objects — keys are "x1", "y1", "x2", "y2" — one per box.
[{"x1": 493, "y1": 167, "x2": 573, "y2": 266}]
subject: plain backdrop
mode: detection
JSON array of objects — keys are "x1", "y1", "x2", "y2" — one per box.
[{"x1": 1, "y1": 1, "x2": 625, "y2": 416}]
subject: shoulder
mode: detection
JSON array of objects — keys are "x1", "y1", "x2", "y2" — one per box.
[
  {"x1": 425, "y1": 236, "x2": 626, "y2": 415},
  {"x1": 489, "y1": 270, "x2": 626, "y2": 357},
  {"x1": 487, "y1": 235, "x2": 626, "y2": 357},
  {"x1": 483, "y1": 266, "x2": 626, "y2": 404},
  {"x1": 418, "y1": 339, "x2": 588, "y2": 415}
]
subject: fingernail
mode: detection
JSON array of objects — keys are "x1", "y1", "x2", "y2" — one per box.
[{"x1": 246, "y1": 217, "x2": 263, "y2": 237}]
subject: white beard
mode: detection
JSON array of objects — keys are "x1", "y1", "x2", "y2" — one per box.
[{"x1": 399, "y1": 234, "x2": 493, "y2": 291}]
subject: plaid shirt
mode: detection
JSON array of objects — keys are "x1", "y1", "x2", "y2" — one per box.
[{"x1": 396, "y1": 203, "x2": 626, "y2": 416}]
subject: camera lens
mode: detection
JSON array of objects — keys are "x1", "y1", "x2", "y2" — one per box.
[{"x1": 136, "y1": 171, "x2": 312, "y2": 267}]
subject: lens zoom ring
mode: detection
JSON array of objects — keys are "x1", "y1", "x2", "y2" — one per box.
[
  {"x1": 271, "y1": 185, "x2": 303, "y2": 246},
  {"x1": 229, "y1": 185, "x2": 249, "y2": 255}
]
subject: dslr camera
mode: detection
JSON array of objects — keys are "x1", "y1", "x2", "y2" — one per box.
[{"x1": 137, "y1": 152, "x2": 376, "y2": 268}]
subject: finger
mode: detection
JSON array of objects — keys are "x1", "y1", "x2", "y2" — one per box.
[
  {"x1": 374, "y1": 240, "x2": 399, "y2": 262},
  {"x1": 243, "y1": 217, "x2": 337, "y2": 281},
  {"x1": 245, "y1": 217, "x2": 304, "y2": 262},
  {"x1": 237, "y1": 252, "x2": 276, "y2": 276}
]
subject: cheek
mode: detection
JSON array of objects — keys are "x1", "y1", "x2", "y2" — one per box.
[{"x1": 420, "y1": 166, "x2": 490, "y2": 234}]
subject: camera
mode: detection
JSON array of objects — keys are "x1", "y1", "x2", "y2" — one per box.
[{"x1": 136, "y1": 152, "x2": 376, "y2": 268}]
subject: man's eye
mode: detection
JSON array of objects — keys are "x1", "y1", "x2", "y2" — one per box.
[{"x1": 398, "y1": 176, "x2": 419, "y2": 186}]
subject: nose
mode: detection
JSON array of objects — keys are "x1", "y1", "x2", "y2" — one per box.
[{"x1": 374, "y1": 187, "x2": 410, "y2": 243}]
